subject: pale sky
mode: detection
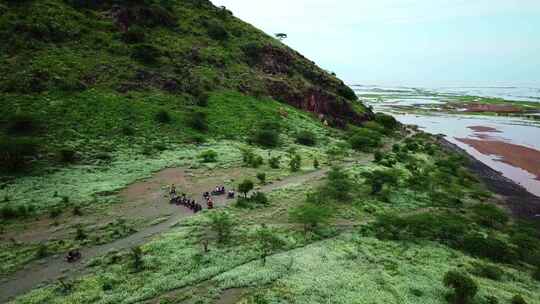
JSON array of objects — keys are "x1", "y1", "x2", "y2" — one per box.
[{"x1": 211, "y1": 0, "x2": 540, "y2": 86}]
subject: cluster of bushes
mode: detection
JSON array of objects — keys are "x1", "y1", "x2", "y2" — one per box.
[
  {"x1": 1, "y1": 204, "x2": 36, "y2": 220},
  {"x1": 188, "y1": 111, "x2": 208, "y2": 132},
  {"x1": 131, "y1": 44, "x2": 162, "y2": 64},
  {"x1": 348, "y1": 128, "x2": 381, "y2": 152},
  {"x1": 0, "y1": 136, "x2": 40, "y2": 172},
  {"x1": 295, "y1": 130, "x2": 317, "y2": 146},
  {"x1": 374, "y1": 212, "x2": 469, "y2": 247},
  {"x1": 251, "y1": 121, "x2": 281, "y2": 148},
  {"x1": 198, "y1": 150, "x2": 217, "y2": 163},
  {"x1": 206, "y1": 21, "x2": 229, "y2": 41},
  {"x1": 241, "y1": 148, "x2": 264, "y2": 168}
]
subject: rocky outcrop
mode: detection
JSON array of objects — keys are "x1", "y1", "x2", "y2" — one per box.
[{"x1": 266, "y1": 78, "x2": 372, "y2": 128}]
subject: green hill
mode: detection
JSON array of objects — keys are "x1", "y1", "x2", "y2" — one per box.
[{"x1": 0, "y1": 0, "x2": 371, "y2": 172}]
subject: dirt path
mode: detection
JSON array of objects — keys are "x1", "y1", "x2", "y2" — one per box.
[{"x1": 0, "y1": 166, "x2": 340, "y2": 303}]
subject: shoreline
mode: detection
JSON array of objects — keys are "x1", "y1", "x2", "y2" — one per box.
[{"x1": 438, "y1": 137, "x2": 540, "y2": 222}]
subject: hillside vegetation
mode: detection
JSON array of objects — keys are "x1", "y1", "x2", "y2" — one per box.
[{"x1": 0, "y1": 0, "x2": 369, "y2": 174}]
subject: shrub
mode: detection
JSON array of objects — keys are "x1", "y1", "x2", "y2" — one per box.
[
  {"x1": 195, "y1": 91, "x2": 209, "y2": 107},
  {"x1": 155, "y1": 110, "x2": 171, "y2": 123},
  {"x1": 241, "y1": 41, "x2": 263, "y2": 63},
  {"x1": 374, "y1": 151, "x2": 383, "y2": 163},
  {"x1": 510, "y1": 232, "x2": 540, "y2": 264},
  {"x1": 58, "y1": 149, "x2": 77, "y2": 163},
  {"x1": 375, "y1": 113, "x2": 399, "y2": 131},
  {"x1": 361, "y1": 169, "x2": 400, "y2": 195},
  {"x1": 533, "y1": 265, "x2": 540, "y2": 281},
  {"x1": 349, "y1": 128, "x2": 382, "y2": 152},
  {"x1": 199, "y1": 150, "x2": 217, "y2": 163},
  {"x1": 443, "y1": 270, "x2": 478, "y2": 304},
  {"x1": 73, "y1": 206, "x2": 83, "y2": 216},
  {"x1": 374, "y1": 212, "x2": 469, "y2": 247},
  {"x1": 337, "y1": 84, "x2": 357, "y2": 100},
  {"x1": 255, "y1": 225, "x2": 285, "y2": 266},
  {"x1": 256, "y1": 172, "x2": 266, "y2": 184},
  {"x1": 188, "y1": 111, "x2": 208, "y2": 131},
  {"x1": 289, "y1": 154, "x2": 301, "y2": 172},
  {"x1": 470, "y1": 262, "x2": 503, "y2": 281},
  {"x1": 0, "y1": 137, "x2": 40, "y2": 171},
  {"x1": 289, "y1": 202, "x2": 332, "y2": 234},
  {"x1": 252, "y1": 121, "x2": 281, "y2": 148},
  {"x1": 511, "y1": 295, "x2": 528, "y2": 304},
  {"x1": 1, "y1": 205, "x2": 17, "y2": 219},
  {"x1": 131, "y1": 246, "x2": 144, "y2": 272},
  {"x1": 36, "y1": 243, "x2": 48, "y2": 258},
  {"x1": 75, "y1": 225, "x2": 87, "y2": 240},
  {"x1": 208, "y1": 211, "x2": 233, "y2": 243},
  {"x1": 207, "y1": 21, "x2": 229, "y2": 41},
  {"x1": 250, "y1": 191, "x2": 268, "y2": 205},
  {"x1": 268, "y1": 156, "x2": 280, "y2": 169},
  {"x1": 238, "y1": 179, "x2": 254, "y2": 198},
  {"x1": 131, "y1": 44, "x2": 161, "y2": 64},
  {"x1": 6, "y1": 113, "x2": 40, "y2": 135},
  {"x1": 241, "y1": 148, "x2": 264, "y2": 168},
  {"x1": 296, "y1": 130, "x2": 317, "y2": 146},
  {"x1": 122, "y1": 26, "x2": 145, "y2": 43},
  {"x1": 463, "y1": 233, "x2": 514, "y2": 263},
  {"x1": 322, "y1": 166, "x2": 352, "y2": 201},
  {"x1": 49, "y1": 208, "x2": 62, "y2": 219},
  {"x1": 470, "y1": 204, "x2": 509, "y2": 228},
  {"x1": 313, "y1": 158, "x2": 319, "y2": 169}
]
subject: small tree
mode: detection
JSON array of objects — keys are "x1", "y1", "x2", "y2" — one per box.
[
  {"x1": 443, "y1": 270, "x2": 478, "y2": 304},
  {"x1": 324, "y1": 166, "x2": 353, "y2": 201},
  {"x1": 296, "y1": 130, "x2": 316, "y2": 146},
  {"x1": 256, "y1": 172, "x2": 266, "y2": 185},
  {"x1": 511, "y1": 295, "x2": 528, "y2": 304},
  {"x1": 269, "y1": 156, "x2": 281, "y2": 169},
  {"x1": 255, "y1": 225, "x2": 285, "y2": 266},
  {"x1": 208, "y1": 211, "x2": 234, "y2": 244},
  {"x1": 199, "y1": 150, "x2": 218, "y2": 163},
  {"x1": 131, "y1": 246, "x2": 144, "y2": 272},
  {"x1": 313, "y1": 158, "x2": 319, "y2": 169},
  {"x1": 361, "y1": 169, "x2": 400, "y2": 195},
  {"x1": 289, "y1": 203, "x2": 331, "y2": 235},
  {"x1": 238, "y1": 179, "x2": 254, "y2": 198},
  {"x1": 533, "y1": 265, "x2": 540, "y2": 281},
  {"x1": 289, "y1": 154, "x2": 301, "y2": 172},
  {"x1": 275, "y1": 33, "x2": 288, "y2": 40},
  {"x1": 155, "y1": 110, "x2": 171, "y2": 123}
]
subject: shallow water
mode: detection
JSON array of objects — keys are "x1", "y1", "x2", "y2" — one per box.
[{"x1": 359, "y1": 85, "x2": 540, "y2": 197}]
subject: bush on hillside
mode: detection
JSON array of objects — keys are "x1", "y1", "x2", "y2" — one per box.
[
  {"x1": 374, "y1": 212, "x2": 469, "y2": 247},
  {"x1": 0, "y1": 137, "x2": 40, "y2": 172},
  {"x1": 188, "y1": 111, "x2": 208, "y2": 131},
  {"x1": 295, "y1": 130, "x2": 317, "y2": 146},
  {"x1": 361, "y1": 169, "x2": 400, "y2": 195},
  {"x1": 207, "y1": 21, "x2": 229, "y2": 41},
  {"x1": 443, "y1": 270, "x2": 478, "y2": 304},
  {"x1": 198, "y1": 150, "x2": 217, "y2": 163},
  {"x1": 5, "y1": 113, "x2": 41, "y2": 135},
  {"x1": 470, "y1": 204, "x2": 509, "y2": 228},
  {"x1": 462, "y1": 233, "x2": 515, "y2": 263},
  {"x1": 322, "y1": 166, "x2": 353, "y2": 201},
  {"x1": 349, "y1": 128, "x2": 382, "y2": 152},
  {"x1": 268, "y1": 155, "x2": 280, "y2": 169},
  {"x1": 155, "y1": 110, "x2": 171, "y2": 123},
  {"x1": 337, "y1": 84, "x2": 357, "y2": 100},
  {"x1": 511, "y1": 295, "x2": 528, "y2": 304},
  {"x1": 131, "y1": 44, "x2": 161, "y2": 64},
  {"x1": 251, "y1": 121, "x2": 281, "y2": 148},
  {"x1": 122, "y1": 26, "x2": 145, "y2": 43},
  {"x1": 241, "y1": 148, "x2": 264, "y2": 168},
  {"x1": 375, "y1": 112, "x2": 399, "y2": 131},
  {"x1": 241, "y1": 41, "x2": 263, "y2": 64},
  {"x1": 289, "y1": 202, "x2": 332, "y2": 234},
  {"x1": 470, "y1": 262, "x2": 504, "y2": 281}
]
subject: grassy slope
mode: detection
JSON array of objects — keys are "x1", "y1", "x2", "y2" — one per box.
[
  {"x1": 10, "y1": 136, "x2": 540, "y2": 304},
  {"x1": 0, "y1": 0, "x2": 365, "y2": 162}
]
